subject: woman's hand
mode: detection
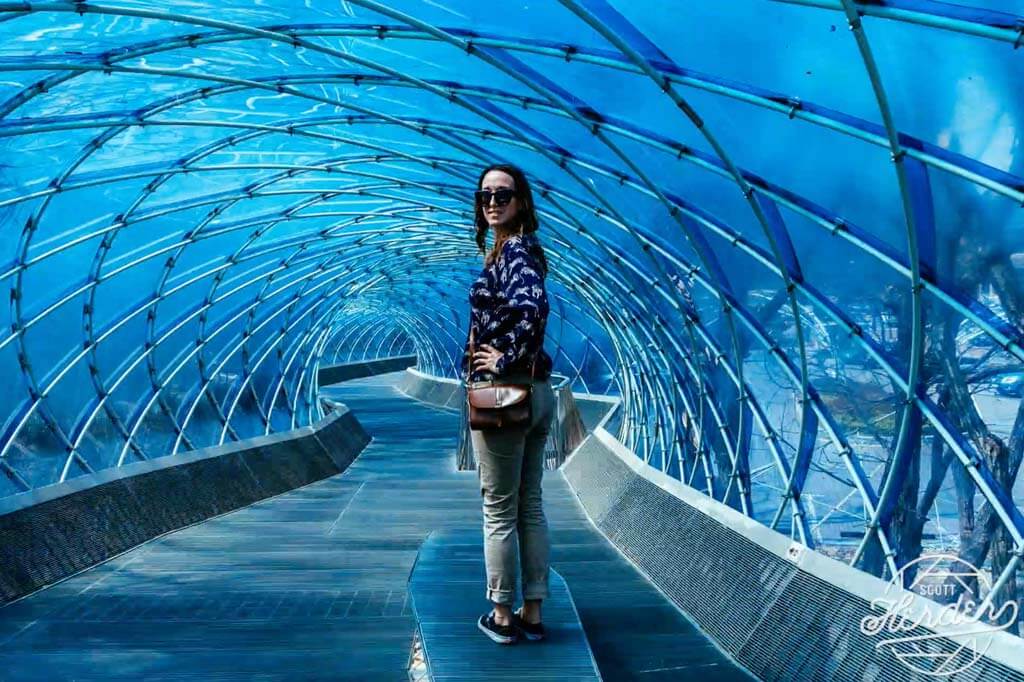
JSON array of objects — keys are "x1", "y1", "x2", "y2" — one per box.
[{"x1": 472, "y1": 344, "x2": 503, "y2": 374}]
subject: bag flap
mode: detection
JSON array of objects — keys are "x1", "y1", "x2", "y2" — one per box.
[{"x1": 467, "y1": 384, "x2": 530, "y2": 409}]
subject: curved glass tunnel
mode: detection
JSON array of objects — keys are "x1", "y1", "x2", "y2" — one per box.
[{"x1": 0, "y1": 0, "x2": 1022, "y2": 621}]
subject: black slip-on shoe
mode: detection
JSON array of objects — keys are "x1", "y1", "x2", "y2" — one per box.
[
  {"x1": 512, "y1": 609, "x2": 546, "y2": 641},
  {"x1": 478, "y1": 612, "x2": 518, "y2": 645}
]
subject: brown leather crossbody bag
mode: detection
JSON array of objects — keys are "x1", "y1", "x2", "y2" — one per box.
[{"x1": 465, "y1": 321, "x2": 544, "y2": 430}]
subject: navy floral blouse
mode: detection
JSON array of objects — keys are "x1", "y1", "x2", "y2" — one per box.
[{"x1": 462, "y1": 232, "x2": 553, "y2": 383}]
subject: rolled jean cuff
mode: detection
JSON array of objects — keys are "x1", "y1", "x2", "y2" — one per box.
[
  {"x1": 487, "y1": 588, "x2": 516, "y2": 605},
  {"x1": 523, "y1": 582, "x2": 549, "y2": 600}
]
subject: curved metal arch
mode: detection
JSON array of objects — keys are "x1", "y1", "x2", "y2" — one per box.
[
  {"x1": 1, "y1": 52, "x2": 499, "y2": 454},
  {"x1": 107, "y1": 248, "x2": 401, "y2": 468},
  {"x1": 2, "y1": 139, "x2": 880, "y2": 552},
  {"x1": 233, "y1": 238, "x2": 463, "y2": 436},
  {"x1": 168, "y1": 242, "x2": 472, "y2": 455},
  {"x1": 5, "y1": 96, "x2": 1015, "y2": 376},
  {"x1": 530, "y1": 224, "x2": 735, "y2": 495},
  {"x1": 3, "y1": 21, "x2": 1020, "y2": 211},
  {"x1": 216, "y1": 270, "x2": 463, "y2": 444},
  {"x1": 184, "y1": 184, "x2": 461, "y2": 444},
  {"x1": 0, "y1": 10, "x2": 754, "y2": 475},
  {"x1": 835, "y1": 0, "x2": 928, "y2": 574},
  {"x1": 0, "y1": 21, "x2": 1017, "y2": 380},
  {"x1": 565, "y1": 250, "x2": 805, "y2": 535},
  {"x1": 111, "y1": 240, "x2": 459, "y2": 466},
  {"x1": 0, "y1": 5, "x2": 1011, "y2": 561},
  {"x1": 0, "y1": 202, "x2": 467, "y2": 464},
  {"x1": 550, "y1": 243, "x2": 754, "y2": 510},
  {"x1": 770, "y1": 0, "x2": 1024, "y2": 46},
  {"x1": 557, "y1": 256, "x2": 724, "y2": 497},
  {"x1": 560, "y1": 0, "x2": 817, "y2": 482},
  {"x1": 76, "y1": 235, "x2": 465, "y2": 471},
  {"x1": 533, "y1": 181, "x2": 897, "y2": 558},
  {"x1": 109, "y1": 108, "x2": 1015, "y2": 405},
  {"x1": 5, "y1": 96, "x2": 1003, "y2": 370},
  {"x1": 22, "y1": 214, "x2": 458, "y2": 467},
  {"x1": 320, "y1": 306, "x2": 434, "y2": 371},
  {"x1": 328, "y1": 274, "x2": 469, "y2": 364},
  {"x1": 215, "y1": 274, "x2": 346, "y2": 444}
]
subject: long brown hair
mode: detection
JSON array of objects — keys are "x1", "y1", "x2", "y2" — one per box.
[{"x1": 474, "y1": 164, "x2": 548, "y2": 276}]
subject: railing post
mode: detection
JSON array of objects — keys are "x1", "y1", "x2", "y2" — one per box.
[{"x1": 456, "y1": 385, "x2": 476, "y2": 470}]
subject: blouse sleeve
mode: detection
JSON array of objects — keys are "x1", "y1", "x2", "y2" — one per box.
[{"x1": 493, "y1": 239, "x2": 546, "y2": 376}]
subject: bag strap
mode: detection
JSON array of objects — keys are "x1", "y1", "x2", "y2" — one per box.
[{"x1": 465, "y1": 327, "x2": 474, "y2": 385}]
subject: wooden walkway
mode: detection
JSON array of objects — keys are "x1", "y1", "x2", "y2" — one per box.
[{"x1": 0, "y1": 372, "x2": 752, "y2": 681}]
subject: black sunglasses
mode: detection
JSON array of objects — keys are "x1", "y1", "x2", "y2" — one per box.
[{"x1": 475, "y1": 188, "x2": 516, "y2": 207}]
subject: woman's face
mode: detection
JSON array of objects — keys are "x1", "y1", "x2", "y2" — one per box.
[{"x1": 480, "y1": 169, "x2": 518, "y2": 231}]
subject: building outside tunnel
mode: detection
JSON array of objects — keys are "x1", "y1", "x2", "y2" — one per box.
[{"x1": 0, "y1": 1, "x2": 1022, "y2": 680}]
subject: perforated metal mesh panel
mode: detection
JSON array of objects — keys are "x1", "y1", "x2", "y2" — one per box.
[
  {"x1": 599, "y1": 474, "x2": 797, "y2": 654},
  {"x1": 397, "y1": 372, "x2": 462, "y2": 411},
  {"x1": 0, "y1": 409, "x2": 370, "y2": 604},
  {"x1": 318, "y1": 356, "x2": 417, "y2": 387},
  {"x1": 566, "y1": 434, "x2": 1024, "y2": 682},
  {"x1": 561, "y1": 436, "x2": 633, "y2": 524}
]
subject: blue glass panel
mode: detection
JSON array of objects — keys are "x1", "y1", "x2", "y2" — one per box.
[{"x1": 0, "y1": 4, "x2": 1020, "y2": 626}]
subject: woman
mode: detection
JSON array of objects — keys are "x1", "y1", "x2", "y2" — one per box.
[{"x1": 463, "y1": 163, "x2": 555, "y2": 645}]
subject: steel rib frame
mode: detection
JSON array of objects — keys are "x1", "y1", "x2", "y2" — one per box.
[
  {"x1": 0, "y1": 143, "x2": 888, "y2": 552},
  {"x1": 35, "y1": 212, "x2": 464, "y2": 473},
  {"x1": 1, "y1": 74, "x2": 1019, "y2": 366},
  {"x1": 2, "y1": 94, "x2": 1017, "y2": 364},
  {"x1": 177, "y1": 192, "x2": 464, "y2": 448},
  {"x1": 113, "y1": 241, "x2": 459, "y2": 467},
  {"x1": 0, "y1": 112, "x2": 983, "y2": 569},
  {"x1": 121, "y1": 243, "x2": 450, "y2": 466},
  {"x1": 561, "y1": 0, "x2": 816, "y2": 545},
  {"x1": 35, "y1": 234, "x2": 461, "y2": 475},
  {"x1": 1, "y1": 104, "x2": 1019, "y2": 375},
  {"x1": 151, "y1": 238, "x2": 460, "y2": 436},
  {"x1": 168, "y1": 242, "x2": 469, "y2": 456},
  {"x1": 2, "y1": 20, "x2": 1020, "y2": 206},
  {"x1": 769, "y1": 0, "x2": 1024, "y2": 46},
  {"x1": 0, "y1": 3, "x2": 1015, "y2": 561},
  {"x1": 0, "y1": 4, "x2": 761, "y2": 517},
  {"x1": 837, "y1": 0, "x2": 934, "y2": 576}
]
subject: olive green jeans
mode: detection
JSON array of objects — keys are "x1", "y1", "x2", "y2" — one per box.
[{"x1": 471, "y1": 376, "x2": 556, "y2": 605}]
